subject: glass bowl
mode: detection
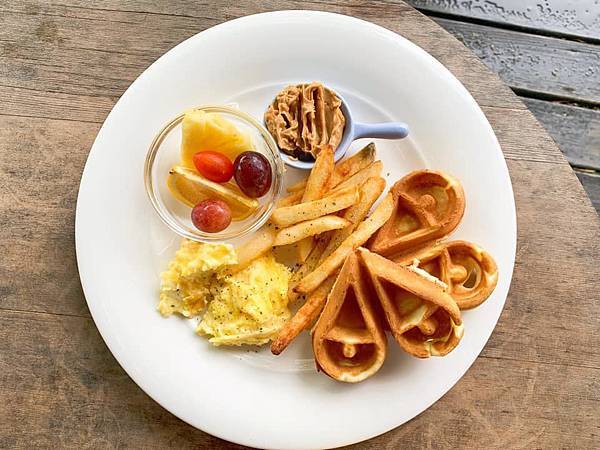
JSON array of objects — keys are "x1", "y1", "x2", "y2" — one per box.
[{"x1": 144, "y1": 105, "x2": 284, "y2": 242}]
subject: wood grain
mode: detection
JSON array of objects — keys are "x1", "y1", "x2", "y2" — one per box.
[
  {"x1": 0, "y1": 309, "x2": 244, "y2": 449},
  {"x1": 485, "y1": 158, "x2": 600, "y2": 369},
  {"x1": 0, "y1": 115, "x2": 95, "y2": 317},
  {"x1": 520, "y1": 97, "x2": 600, "y2": 213},
  {"x1": 0, "y1": 0, "x2": 524, "y2": 125},
  {"x1": 523, "y1": 98, "x2": 600, "y2": 169},
  {"x1": 433, "y1": 17, "x2": 600, "y2": 105},
  {"x1": 405, "y1": 0, "x2": 600, "y2": 42},
  {"x1": 1, "y1": 1, "x2": 599, "y2": 449}
]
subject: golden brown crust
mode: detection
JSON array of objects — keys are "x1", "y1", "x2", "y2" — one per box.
[
  {"x1": 295, "y1": 192, "x2": 394, "y2": 295},
  {"x1": 368, "y1": 170, "x2": 465, "y2": 256},
  {"x1": 312, "y1": 253, "x2": 387, "y2": 382},
  {"x1": 358, "y1": 247, "x2": 463, "y2": 358},
  {"x1": 392, "y1": 240, "x2": 499, "y2": 310}
]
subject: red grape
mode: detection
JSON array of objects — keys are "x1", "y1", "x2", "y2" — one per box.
[
  {"x1": 191, "y1": 199, "x2": 232, "y2": 233},
  {"x1": 233, "y1": 151, "x2": 272, "y2": 198},
  {"x1": 192, "y1": 151, "x2": 234, "y2": 183}
]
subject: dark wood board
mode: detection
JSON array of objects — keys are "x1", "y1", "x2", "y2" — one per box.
[
  {"x1": 405, "y1": 0, "x2": 600, "y2": 42},
  {"x1": 523, "y1": 98, "x2": 600, "y2": 170},
  {"x1": 432, "y1": 17, "x2": 600, "y2": 105},
  {"x1": 576, "y1": 170, "x2": 600, "y2": 213},
  {"x1": 1, "y1": 1, "x2": 599, "y2": 449}
]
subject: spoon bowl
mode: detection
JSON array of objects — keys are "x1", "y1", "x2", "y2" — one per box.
[{"x1": 271, "y1": 88, "x2": 410, "y2": 169}]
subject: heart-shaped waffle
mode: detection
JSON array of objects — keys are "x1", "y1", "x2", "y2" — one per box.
[
  {"x1": 358, "y1": 248, "x2": 463, "y2": 358},
  {"x1": 369, "y1": 170, "x2": 465, "y2": 256},
  {"x1": 392, "y1": 240, "x2": 498, "y2": 310},
  {"x1": 312, "y1": 252, "x2": 387, "y2": 383}
]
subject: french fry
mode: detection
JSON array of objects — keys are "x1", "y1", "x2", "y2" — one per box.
[
  {"x1": 320, "y1": 176, "x2": 386, "y2": 261},
  {"x1": 271, "y1": 275, "x2": 336, "y2": 355},
  {"x1": 227, "y1": 225, "x2": 277, "y2": 273},
  {"x1": 276, "y1": 190, "x2": 303, "y2": 207},
  {"x1": 270, "y1": 186, "x2": 358, "y2": 227},
  {"x1": 270, "y1": 146, "x2": 382, "y2": 356},
  {"x1": 273, "y1": 216, "x2": 350, "y2": 247},
  {"x1": 302, "y1": 146, "x2": 334, "y2": 200},
  {"x1": 287, "y1": 236, "x2": 329, "y2": 304},
  {"x1": 286, "y1": 179, "x2": 308, "y2": 193},
  {"x1": 297, "y1": 147, "x2": 335, "y2": 262},
  {"x1": 285, "y1": 142, "x2": 375, "y2": 193},
  {"x1": 294, "y1": 192, "x2": 394, "y2": 294},
  {"x1": 329, "y1": 160, "x2": 383, "y2": 195},
  {"x1": 329, "y1": 142, "x2": 376, "y2": 187}
]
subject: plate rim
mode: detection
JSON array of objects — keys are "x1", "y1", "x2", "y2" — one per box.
[{"x1": 75, "y1": 10, "x2": 517, "y2": 449}]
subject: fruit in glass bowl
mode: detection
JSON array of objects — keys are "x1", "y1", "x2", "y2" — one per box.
[
  {"x1": 181, "y1": 110, "x2": 253, "y2": 167},
  {"x1": 233, "y1": 151, "x2": 272, "y2": 198}
]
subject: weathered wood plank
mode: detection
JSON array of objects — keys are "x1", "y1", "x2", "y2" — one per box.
[
  {"x1": 405, "y1": 0, "x2": 600, "y2": 42},
  {"x1": 523, "y1": 98, "x2": 600, "y2": 170},
  {"x1": 432, "y1": 17, "x2": 600, "y2": 105},
  {"x1": 0, "y1": 115, "x2": 96, "y2": 317},
  {"x1": 364, "y1": 357, "x2": 599, "y2": 449},
  {"x1": 483, "y1": 158, "x2": 600, "y2": 369},
  {"x1": 481, "y1": 105, "x2": 565, "y2": 164},
  {"x1": 0, "y1": 310, "x2": 243, "y2": 449},
  {"x1": 0, "y1": 5, "x2": 216, "y2": 100},
  {"x1": 576, "y1": 170, "x2": 600, "y2": 214},
  {"x1": 0, "y1": 309, "x2": 597, "y2": 449},
  {"x1": 0, "y1": 0, "x2": 524, "y2": 124},
  {"x1": 0, "y1": 85, "x2": 110, "y2": 124}
]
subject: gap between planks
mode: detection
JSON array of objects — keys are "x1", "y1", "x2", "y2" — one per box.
[
  {"x1": 431, "y1": 17, "x2": 600, "y2": 107},
  {"x1": 404, "y1": 0, "x2": 600, "y2": 44}
]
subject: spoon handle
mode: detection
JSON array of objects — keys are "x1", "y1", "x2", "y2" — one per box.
[{"x1": 353, "y1": 122, "x2": 409, "y2": 140}]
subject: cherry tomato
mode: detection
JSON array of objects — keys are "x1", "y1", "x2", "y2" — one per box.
[
  {"x1": 192, "y1": 151, "x2": 234, "y2": 183},
  {"x1": 233, "y1": 151, "x2": 272, "y2": 198},
  {"x1": 191, "y1": 199, "x2": 232, "y2": 233}
]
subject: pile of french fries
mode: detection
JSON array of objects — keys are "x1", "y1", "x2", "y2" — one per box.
[{"x1": 230, "y1": 143, "x2": 395, "y2": 355}]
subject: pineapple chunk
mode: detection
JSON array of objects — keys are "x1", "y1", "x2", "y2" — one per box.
[{"x1": 181, "y1": 110, "x2": 253, "y2": 167}]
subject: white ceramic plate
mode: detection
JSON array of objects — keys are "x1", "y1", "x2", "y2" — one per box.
[{"x1": 76, "y1": 11, "x2": 516, "y2": 450}]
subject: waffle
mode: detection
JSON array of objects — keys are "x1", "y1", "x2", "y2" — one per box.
[
  {"x1": 369, "y1": 170, "x2": 465, "y2": 256},
  {"x1": 312, "y1": 252, "x2": 387, "y2": 382},
  {"x1": 358, "y1": 247, "x2": 463, "y2": 358},
  {"x1": 392, "y1": 240, "x2": 498, "y2": 310}
]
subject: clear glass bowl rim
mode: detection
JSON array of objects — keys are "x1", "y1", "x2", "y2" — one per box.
[{"x1": 143, "y1": 105, "x2": 284, "y2": 242}]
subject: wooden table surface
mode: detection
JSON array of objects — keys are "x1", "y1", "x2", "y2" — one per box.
[{"x1": 1, "y1": 1, "x2": 599, "y2": 449}]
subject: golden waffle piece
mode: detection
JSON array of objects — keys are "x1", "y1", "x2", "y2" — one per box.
[
  {"x1": 358, "y1": 247, "x2": 463, "y2": 358},
  {"x1": 312, "y1": 252, "x2": 387, "y2": 383},
  {"x1": 392, "y1": 240, "x2": 498, "y2": 310},
  {"x1": 369, "y1": 170, "x2": 465, "y2": 256}
]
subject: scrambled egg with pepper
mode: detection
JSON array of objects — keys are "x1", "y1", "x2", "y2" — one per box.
[{"x1": 158, "y1": 239, "x2": 291, "y2": 346}]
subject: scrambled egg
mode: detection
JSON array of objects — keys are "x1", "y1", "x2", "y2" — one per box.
[
  {"x1": 158, "y1": 240, "x2": 237, "y2": 317},
  {"x1": 197, "y1": 253, "x2": 291, "y2": 346},
  {"x1": 158, "y1": 239, "x2": 291, "y2": 346}
]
